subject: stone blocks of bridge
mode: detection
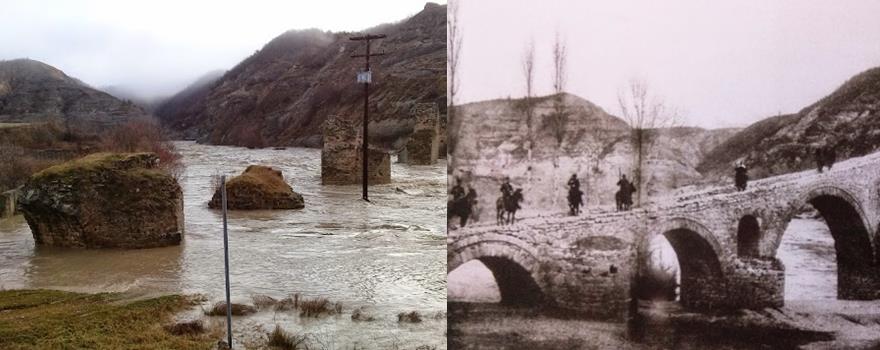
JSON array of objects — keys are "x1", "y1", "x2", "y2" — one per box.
[
  {"x1": 404, "y1": 103, "x2": 440, "y2": 165},
  {"x1": 321, "y1": 115, "x2": 391, "y2": 185}
]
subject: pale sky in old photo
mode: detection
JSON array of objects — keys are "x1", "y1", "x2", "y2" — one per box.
[
  {"x1": 0, "y1": 0, "x2": 443, "y2": 99},
  {"x1": 454, "y1": 0, "x2": 880, "y2": 128}
]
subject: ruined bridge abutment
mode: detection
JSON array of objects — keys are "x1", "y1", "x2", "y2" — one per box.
[{"x1": 448, "y1": 153, "x2": 880, "y2": 321}]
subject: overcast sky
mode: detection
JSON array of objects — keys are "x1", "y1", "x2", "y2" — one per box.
[
  {"x1": 455, "y1": 0, "x2": 880, "y2": 128},
  {"x1": 0, "y1": 0, "x2": 442, "y2": 99}
]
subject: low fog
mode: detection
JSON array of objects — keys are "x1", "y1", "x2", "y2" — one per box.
[{"x1": 0, "y1": 0, "x2": 443, "y2": 100}]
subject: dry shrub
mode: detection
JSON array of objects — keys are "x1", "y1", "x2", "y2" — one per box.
[
  {"x1": 204, "y1": 301, "x2": 256, "y2": 316},
  {"x1": 99, "y1": 118, "x2": 183, "y2": 180},
  {"x1": 163, "y1": 319, "x2": 205, "y2": 336},
  {"x1": 397, "y1": 311, "x2": 422, "y2": 323},
  {"x1": 0, "y1": 144, "x2": 61, "y2": 192},
  {"x1": 299, "y1": 297, "x2": 336, "y2": 318},
  {"x1": 350, "y1": 307, "x2": 375, "y2": 322},
  {"x1": 267, "y1": 325, "x2": 307, "y2": 350},
  {"x1": 252, "y1": 294, "x2": 278, "y2": 310}
]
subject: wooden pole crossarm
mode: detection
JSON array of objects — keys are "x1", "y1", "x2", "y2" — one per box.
[
  {"x1": 349, "y1": 34, "x2": 387, "y2": 41},
  {"x1": 351, "y1": 52, "x2": 386, "y2": 58}
]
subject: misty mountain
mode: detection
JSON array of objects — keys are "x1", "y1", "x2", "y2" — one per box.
[
  {"x1": 698, "y1": 66, "x2": 880, "y2": 179},
  {"x1": 452, "y1": 93, "x2": 738, "y2": 210},
  {"x1": 152, "y1": 69, "x2": 225, "y2": 137},
  {"x1": 0, "y1": 58, "x2": 148, "y2": 130},
  {"x1": 156, "y1": 3, "x2": 446, "y2": 148}
]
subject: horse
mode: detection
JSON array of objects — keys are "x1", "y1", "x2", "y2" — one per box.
[
  {"x1": 496, "y1": 189, "x2": 524, "y2": 225},
  {"x1": 448, "y1": 190, "x2": 477, "y2": 228},
  {"x1": 615, "y1": 190, "x2": 632, "y2": 211},
  {"x1": 568, "y1": 188, "x2": 583, "y2": 216}
]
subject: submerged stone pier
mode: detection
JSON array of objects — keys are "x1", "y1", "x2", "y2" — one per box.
[
  {"x1": 321, "y1": 115, "x2": 391, "y2": 185},
  {"x1": 405, "y1": 103, "x2": 440, "y2": 165}
]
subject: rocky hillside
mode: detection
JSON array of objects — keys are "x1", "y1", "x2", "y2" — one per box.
[
  {"x1": 0, "y1": 59, "x2": 148, "y2": 131},
  {"x1": 151, "y1": 69, "x2": 224, "y2": 137},
  {"x1": 156, "y1": 3, "x2": 446, "y2": 148},
  {"x1": 452, "y1": 93, "x2": 737, "y2": 215},
  {"x1": 699, "y1": 66, "x2": 880, "y2": 179}
]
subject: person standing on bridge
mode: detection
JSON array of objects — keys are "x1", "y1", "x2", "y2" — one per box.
[
  {"x1": 567, "y1": 173, "x2": 583, "y2": 215},
  {"x1": 734, "y1": 162, "x2": 748, "y2": 191}
]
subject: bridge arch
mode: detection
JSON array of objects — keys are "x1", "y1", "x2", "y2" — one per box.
[
  {"x1": 775, "y1": 185, "x2": 878, "y2": 300},
  {"x1": 448, "y1": 240, "x2": 545, "y2": 305},
  {"x1": 645, "y1": 218, "x2": 725, "y2": 309},
  {"x1": 736, "y1": 215, "x2": 762, "y2": 257}
]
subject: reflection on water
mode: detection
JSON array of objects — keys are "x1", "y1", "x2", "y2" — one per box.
[
  {"x1": 0, "y1": 141, "x2": 446, "y2": 348},
  {"x1": 778, "y1": 218, "x2": 836, "y2": 300}
]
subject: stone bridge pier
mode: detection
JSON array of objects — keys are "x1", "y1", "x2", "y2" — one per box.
[
  {"x1": 449, "y1": 152, "x2": 880, "y2": 321},
  {"x1": 404, "y1": 103, "x2": 440, "y2": 165},
  {"x1": 321, "y1": 115, "x2": 391, "y2": 185}
]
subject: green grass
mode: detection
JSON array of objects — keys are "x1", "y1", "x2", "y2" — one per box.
[{"x1": 0, "y1": 289, "x2": 216, "y2": 350}]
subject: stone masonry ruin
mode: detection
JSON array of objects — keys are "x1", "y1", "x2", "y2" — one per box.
[
  {"x1": 321, "y1": 115, "x2": 391, "y2": 185},
  {"x1": 448, "y1": 151, "x2": 880, "y2": 321},
  {"x1": 405, "y1": 103, "x2": 440, "y2": 165}
]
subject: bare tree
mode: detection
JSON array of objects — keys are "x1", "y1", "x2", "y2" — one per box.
[
  {"x1": 549, "y1": 32, "x2": 570, "y2": 208},
  {"x1": 617, "y1": 78, "x2": 678, "y2": 206},
  {"x1": 447, "y1": 0, "x2": 463, "y2": 173},
  {"x1": 549, "y1": 31, "x2": 569, "y2": 161},
  {"x1": 521, "y1": 39, "x2": 536, "y2": 160}
]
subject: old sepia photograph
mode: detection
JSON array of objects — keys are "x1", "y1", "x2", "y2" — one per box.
[
  {"x1": 447, "y1": 0, "x2": 880, "y2": 349},
  {"x1": 0, "y1": 1, "x2": 446, "y2": 349}
]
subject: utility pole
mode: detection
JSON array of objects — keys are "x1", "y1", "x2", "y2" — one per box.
[{"x1": 350, "y1": 33, "x2": 385, "y2": 202}]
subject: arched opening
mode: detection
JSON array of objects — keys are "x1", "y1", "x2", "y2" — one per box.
[
  {"x1": 635, "y1": 235, "x2": 680, "y2": 302},
  {"x1": 660, "y1": 228, "x2": 723, "y2": 309},
  {"x1": 447, "y1": 257, "x2": 543, "y2": 305},
  {"x1": 636, "y1": 227, "x2": 722, "y2": 310},
  {"x1": 737, "y1": 215, "x2": 761, "y2": 257},
  {"x1": 778, "y1": 194, "x2": 874, "y2": 300}
]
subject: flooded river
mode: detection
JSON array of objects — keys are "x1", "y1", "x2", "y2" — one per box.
[{"x1": 0, "y1": 141, "x2": 447, "y2": 349}]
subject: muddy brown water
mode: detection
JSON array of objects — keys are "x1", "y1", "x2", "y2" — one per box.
[{"x1": 0, "y1": 141, "x2": 447, "y2": 349}]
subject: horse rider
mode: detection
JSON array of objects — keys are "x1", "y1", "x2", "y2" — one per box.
[
  {"x1": 617, "y1": 174, "x2": 635, "y2": 210},
  {"x1": 734, "y1": 162, "x2": 748, "y2": 191},
  {"x1": 500, "y1": 176, "x2": 514, "y2": 200},
  {"x1": 451, "y1": 177, "x2": 465, "y2": 201},
  {"x1": 568, "y1": 173, "x2": 581, "y2": 193}
]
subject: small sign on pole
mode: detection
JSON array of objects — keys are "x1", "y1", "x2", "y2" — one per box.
[{"x1": 357, "y1": 70, "x2": 372, "y2": 84}]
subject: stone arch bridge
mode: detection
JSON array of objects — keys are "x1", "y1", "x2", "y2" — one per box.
[{"x1": 448, "y1": 152, "x2": 880, "y2": 320}]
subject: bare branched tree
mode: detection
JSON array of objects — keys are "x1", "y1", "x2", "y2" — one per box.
[
  {"x1": 521, "y1": 39, "x2": 536, "y2": 159},
  {"x1": 548, "y1": 32, "x2": 570, "y2": 208},
  {"x1": 550, "y1": 31, "x2": 569, "y2": 158},
  {"x1": 447, "y1": 0, "x2": 462, "y2": 172},
  {"x1": 617, "y1": 78, "x2": 679, "y2": 206}
]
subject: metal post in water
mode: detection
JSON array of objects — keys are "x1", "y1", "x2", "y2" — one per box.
[{"x1": 221, "y1": 175, "x2": 232, "y2": 348}]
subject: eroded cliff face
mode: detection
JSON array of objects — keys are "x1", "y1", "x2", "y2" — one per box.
[
  {"x1": 18, "y1": 153, "x2": 184, "y2": 249},
  {"x1": 156, "y1": 3, "x2": 446, "y2": 149},
  {"x1": 0, "y1": 59, "x2": 148, "y2": 131}
]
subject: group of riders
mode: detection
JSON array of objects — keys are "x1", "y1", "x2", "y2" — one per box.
[
  {"x1": 450, "y1": 144, "x2": 839, "y2": 227},
  {"x1": 448, "y1": 173, "x2": 637, "y2": 227},
  {"x1": 734, "y1": 144, "x2": 837, "y2": 192}
]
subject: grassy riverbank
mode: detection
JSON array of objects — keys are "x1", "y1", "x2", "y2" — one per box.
[{"x1": 0, "y1": 289, "x2": 217, "y2": 350}]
